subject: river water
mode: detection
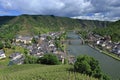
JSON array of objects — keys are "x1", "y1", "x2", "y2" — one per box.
[{"x1": 67, "y1": 31, "x2": 120, "y2": 80}]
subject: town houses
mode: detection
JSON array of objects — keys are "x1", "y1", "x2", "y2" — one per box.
[
  {"x1": 8, "y1": 52, "x2": 24, "y2": 65},
  {"x1": 0, "y1": 49, "x2": 6, "y2": 59},
  {"x1": 11, "y1": 31, "x2": 66, "y2": 65},
  {"x1": 87, "y1": 33, "x2": 120, "y2": 56},
  {"x1": 15, "y1": 35, "x2": 33, "y2": 44}
]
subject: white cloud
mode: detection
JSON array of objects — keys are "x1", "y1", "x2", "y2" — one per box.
[
  {"x1": 0, "y1": 0, "x2": 120, "y2": 21},
  {"x1": 72, "y1": 13, "x2": 119, "y2": 21}
]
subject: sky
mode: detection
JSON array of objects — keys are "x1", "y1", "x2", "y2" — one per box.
[{"x1": 0, "y1": 0, "x2": 120, "y2": 21}]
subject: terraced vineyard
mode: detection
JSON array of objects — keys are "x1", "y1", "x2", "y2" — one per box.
[
  {"x1": 0, "y1": 15, "x2": 109, "y2": 41},
  {"x1": 0, "y1": 64, "x2": 98, "y2": 80}
]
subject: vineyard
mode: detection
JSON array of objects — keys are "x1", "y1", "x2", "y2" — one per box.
[{"x1": 0, "y1": 64, "x2": 98, "y2": 80}]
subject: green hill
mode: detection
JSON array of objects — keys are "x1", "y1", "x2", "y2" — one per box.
[
  {"x1": 0, "y1": 64, "x2": 98, "y2": 80},
  {"x1": 0, "y1": 16, "x2": 16, "y2": 25},
  {"x1": 0, "y1": 15, "x2": 109, "y2": 40},
  {"x1": 94, "y1": 20, "x2": 120, "y2": 42}
]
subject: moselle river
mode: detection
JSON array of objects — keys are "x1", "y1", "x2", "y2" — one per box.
[{"x1": 67, "y1": 32, "x2": 120, "y2": 80}]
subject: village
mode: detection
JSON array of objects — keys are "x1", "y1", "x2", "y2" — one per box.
[
  {"x1": 0, "y1": 31, "x2": 70, "y2": 65},
  {"x1": 0, "y1": 31, "x2": 120, "y2": 65},
  {"x1": 87, "y1": 33, "x2": 120, "y2": 57}
]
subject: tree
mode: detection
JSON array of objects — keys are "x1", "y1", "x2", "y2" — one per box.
[
  {"x1": 39, "y1": 54, "x2": 59, "y2": 65},
  {"x1": 74, "y1": 55, "x2": 110, "y2": 80},
  {"x1": 0, "y1": 41, "x2": 4, "y2": 49},
  {"x1": 46, "y1": 36, "x2": 52, "y2": 41},
  {"x1": 32, "y1": 37, "x2": 37, "y2": 44},
  {"x1": 5, "y1": 41, "x2": 11, "y2": 48}
]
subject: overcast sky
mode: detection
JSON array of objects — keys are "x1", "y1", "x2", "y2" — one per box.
[{"x1": 0, "y1": 0, "x2": 120, "y2": 21}]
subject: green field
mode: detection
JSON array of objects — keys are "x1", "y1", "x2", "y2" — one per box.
[{"x1": 0, "y1": 64, "x2": 98, "y2": 80}]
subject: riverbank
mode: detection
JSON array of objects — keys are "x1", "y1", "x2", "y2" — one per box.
[
  {"x1": 88, "y1": 44, "x2": 120, "y2": 61},
  {"x1": 76, "y1": 33, "x2": 85, "y2": 44},
  {"x1": 67, "y1": 31, "x2": 120, "y2": 79},
  {"x1": 77, "y1": 31, "x2": 120, "y2": 61}
]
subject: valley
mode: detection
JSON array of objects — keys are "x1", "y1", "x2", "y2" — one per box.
[{"x1": 0, "y1": 15, "x2": 120, "y2": 80}]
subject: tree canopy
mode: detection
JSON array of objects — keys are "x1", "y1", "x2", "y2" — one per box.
[
  {"x1": 74, "y1": 55, "x2": 110, "y2": 80},
  {"x1": 0, "y1": 41, "x2": 4, "y2": 49},
  {"x1": 39, "y1": 54, "x2": 59, "y2": 65}
]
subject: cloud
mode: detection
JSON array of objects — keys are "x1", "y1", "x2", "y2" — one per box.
[
  {"x1": 72, "y1": 13, "x2": 119, "y2": 21},
  {"x1": 0, "y1": 0, "x2": 92, "y2": 16},
  {"x1": 0, "y1": 0, "x2": 120, "y2": 21},
  {"x1": 0, "y1": 0, "x2": 66, "y2": 15}
]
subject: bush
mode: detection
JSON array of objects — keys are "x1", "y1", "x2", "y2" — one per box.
[
  {"x1": 32, "y1": 37, "x2": 37, "y2": 44},
  {"x1": 5, "y1": 42, "x2": 11, "y2": 48},
  {"x1": 0, "y1": 41, "x2": 4, "y2": 49},
  {"x1": 39, "y1": 53, "x2": 59, "y2": 65},
  {"x1": 64, "y1": 58, "x2": 68, "y2": 64},
  {"x1": 74, "y1": 55, "x2": 110, "y2": 80},
  {"x1": 24, "y1": 55, "x2": 38, "y2": 64},
  {"x1": 102, "y1": 73, "x2": 111, "y2": 80}
]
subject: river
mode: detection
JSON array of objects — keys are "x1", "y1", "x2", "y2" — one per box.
[{"x1": 67, "y1": 31, "x2": 120, "y2": 80}]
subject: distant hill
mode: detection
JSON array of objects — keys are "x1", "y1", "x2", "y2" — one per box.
[
  {"x1": 0, "y1": 64, "x2": 98, "y2": 80},
  {"x1": 94, "y1": 20, "x2": 120, "y2": 42},
  {"x1": 0, "y1": 16, "x2": 16, "y2": 25},
  {"x1": 0, "y1": 15, "x2": 109, "y2": 40}
]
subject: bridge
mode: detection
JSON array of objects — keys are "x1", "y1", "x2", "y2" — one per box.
[{"x1": 60, "y1": 39, "x2": 84, "y2": 45}]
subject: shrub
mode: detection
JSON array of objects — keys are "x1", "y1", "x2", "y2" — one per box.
[
  {"x1": 0, "y1": 41, "x2": 4, "y2": 49},
  {"x1": 39, "y1": 53, "x2": 59, "y2": 65},
  {"x1": 32, "y1": 37, "x2": 37, "y2": 44},
  {"x1": 24, "y1": 55, "x2": 38, "y2": 64},
  {"x1": 5, "y1": 41, "x2": 11, "y2": 48}
]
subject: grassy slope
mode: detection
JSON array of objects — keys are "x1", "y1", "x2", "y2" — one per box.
[{"x1": 0, "y1": 64, "x2": 98, "y2": 80}]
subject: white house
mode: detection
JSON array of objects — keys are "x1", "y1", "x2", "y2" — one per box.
[
  {"x1": 102, "y1": 42, "x2": 106, "y2": 47},
  {"x1": 96, "y1": 40, "x2": 100, "y2": 45},
  {"x1": 117, "y1": 50, "x2": 120, "y2": 54},
  {"x1": 40, "y1": 37, "x2": 45, "y2": 41},
  {"x1": 49, "y1": 44, "x2": 54, "y2": 47},
  {"x1": 0, "y1": 50, "x2": 6, "y2": 59},
  {"x1": 16, "y1": 36, "x2": 33, "y2": 44}
]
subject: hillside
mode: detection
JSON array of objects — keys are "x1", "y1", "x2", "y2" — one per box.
[
  {"x1": 0, "y1": 15, "x2": 109, "y2": 40},
  {"x1": 0, "y1": 64, "x2": 98, "y2": 80},
  {"x1": 0, "y1": 16, "x2": 16, "y2": 26},
  {"x1": 93, "y1": 20, "x2": 120, "y2": 42}
]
